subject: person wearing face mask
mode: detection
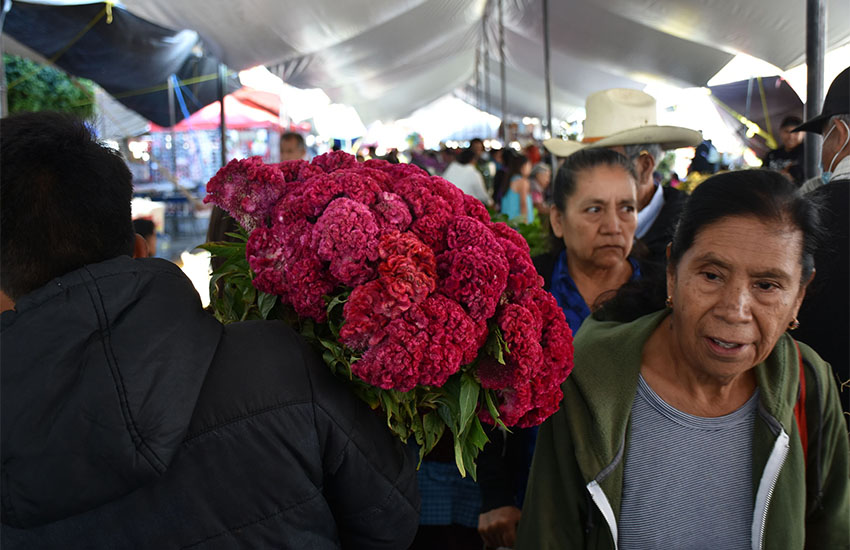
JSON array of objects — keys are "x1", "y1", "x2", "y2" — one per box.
[{"x1": 793, "y1": 66, "x2": 849, "y2": 423}]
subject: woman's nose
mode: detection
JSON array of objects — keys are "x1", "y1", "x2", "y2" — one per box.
[
  {"x1": 715, "y1": 283, "x2": 752, "y2": 323},
  {"x1": 600, "y1": 209, "x2": 621, "y2": 234}
]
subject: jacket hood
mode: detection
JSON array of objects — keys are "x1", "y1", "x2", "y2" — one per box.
[{"x1": 1, "y1": 257, "x2": 222, "y2": 528}]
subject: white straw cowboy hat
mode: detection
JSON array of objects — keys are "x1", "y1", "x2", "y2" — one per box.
[{"x1": 544, "y1": 88, "x2": 702, "y2": 157}]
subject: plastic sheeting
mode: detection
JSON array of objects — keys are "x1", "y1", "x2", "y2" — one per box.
[
  {"x1": 3, "y1": 1, "x2": 240, "y2": 126},
  {"x1": 9, "y1": 0, "x2": 850, "y2": 125},
  {"x1": 119, "y1": 0, "x2": 850, "y2": 124}
]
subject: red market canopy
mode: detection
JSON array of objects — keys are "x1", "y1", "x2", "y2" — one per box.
[{"x1": 169, "y1": 94, "x2": 280, "y2": 131}]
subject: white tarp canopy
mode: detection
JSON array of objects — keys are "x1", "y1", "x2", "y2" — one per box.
[{"x1": 25, "y1": 0, "x2": 850, "y2": 124}]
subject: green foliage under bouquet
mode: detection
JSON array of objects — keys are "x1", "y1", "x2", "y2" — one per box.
[{"x1": 201, "y1": 152, "x2": 574, "y2": 478}]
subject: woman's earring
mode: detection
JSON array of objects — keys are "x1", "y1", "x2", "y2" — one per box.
[
  {"x1": 665, "y1": 296, "x2": 673, "y2": 308},
  {"x1": 788, "y1": 318, "x2": 800, "y2": 331}
]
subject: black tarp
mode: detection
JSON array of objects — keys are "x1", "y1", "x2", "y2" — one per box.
[
  {"x1": 4, "y1": 1, "x2": 240, "y2": 126},
  {"x1": 709, "y1": 76, "x2": 803, "y2": 158}
]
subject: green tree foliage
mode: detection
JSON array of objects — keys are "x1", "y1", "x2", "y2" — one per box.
[{"x1": 4, "y1": 54, "x2": 95, "y2": 118}]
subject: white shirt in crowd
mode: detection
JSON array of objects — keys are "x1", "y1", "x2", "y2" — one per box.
[{"x1": 441, "y1": 162, "x2": 493, "y2": 207}]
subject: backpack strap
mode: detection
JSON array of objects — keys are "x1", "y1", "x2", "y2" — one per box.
[{"x1": 793, "y1": 340, "x2": 808, "y2": 464}]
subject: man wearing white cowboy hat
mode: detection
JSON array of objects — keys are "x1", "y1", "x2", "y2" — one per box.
[{"x1": 544, "y1": 89, "x2": 702, "y2": 263}]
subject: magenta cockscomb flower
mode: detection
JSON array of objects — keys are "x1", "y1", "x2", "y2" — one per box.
[{"x1": 205, "y1": 150, "x2": 574, "y2": 470}]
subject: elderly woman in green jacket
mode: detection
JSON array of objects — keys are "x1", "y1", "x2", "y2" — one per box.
[{"x1": 517, "y1": 170, "x2": 849, "y2": 549}]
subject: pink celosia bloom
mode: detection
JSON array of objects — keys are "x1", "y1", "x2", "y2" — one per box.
[
  {"x1": 437, "y1": 248, "x2": 508, "y2": 321},
  {"x1": 462, "y1": 194, "x2": 492, "y2": 223},
  {"x1": 204, "y1": 156, "x2": 287, "y2": 230},
  {"x1": 246, "y1": 226, "x2": 288, "y2": 298},
  {"x1": 275, "y1": 159, "x2": 311, "y2": 182},
  {"x1": 329, "y1": 168, "x2": 384, "y2": 206},
  {"x1": 497, "y1": 237, "x2": 544, "y2": 294},
  {"x1": 371, "y1": 192, "x2": 413, "y2": 232},
  {"x1": 312, "y1": 150, "x2": 358, "y2": 173},
  {"x1": 488, "y1": 222, "x2": 530, "y2": 254},
  {"x1": 351, "y1": 293, "x2": 481, "y2": 391},
  {"x1": 312, "y1": 197, "x2": 380, "y2": 286},
  {"x1": 204, "y1": 152, "x2": 575, "y2": 431},
  {"x1": 445, "y1": 216, "x2": 499, "y2": 250}
]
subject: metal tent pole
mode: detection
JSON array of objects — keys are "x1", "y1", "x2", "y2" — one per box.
[
  {"x1": 483, "y1": 3, "x2": 490, "y2": 117},
  {"x1": 804, "y1": 0, "x2": 825, "y2": 180},
  {"x1": 218, "y1": 63, "x2": 227, "y2": 167},
  {"x1": 498, "y1": 0, "x2": 506, "y2": 143},
  {"x1": 543, "y1": 0, "x2": 556, "y2": 177}
]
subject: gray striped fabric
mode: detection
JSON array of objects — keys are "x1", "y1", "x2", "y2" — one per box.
[{"x1": 618, "y1": 375, "x2": 758, "y2": 550}]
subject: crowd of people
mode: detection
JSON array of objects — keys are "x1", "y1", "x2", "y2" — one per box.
[{"x1": 1, "y1": 66, "x2": 848, "y2": 549}]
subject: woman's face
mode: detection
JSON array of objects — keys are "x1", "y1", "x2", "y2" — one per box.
[
  {"x1": 549, "y1": 164, "x2": 637, "y2": 269},
  {"x1": 521, "y1": 161, "x2": 532, "y2": 177},
  {"x1": 535, "y1": 169, "x2": 551, "y2": 188},
  {"x1": 667, "y1": 215, "x2": 809, "y2": 381}
]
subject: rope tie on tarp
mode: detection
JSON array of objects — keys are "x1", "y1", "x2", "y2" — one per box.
[{"x1": 7, "y1": 2, "x2": 112, "y2": 90}]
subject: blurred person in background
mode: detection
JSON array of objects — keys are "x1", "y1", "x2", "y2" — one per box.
[
  {"x1": 763, "y1": 115, "x2": 805, "y2": 186},
  {"x1": 132, "y1": 218, "x2": 156, "y2": 257},
  {"x1": 442, "y1": 147, "x2": 493, "y2": 207},
  {"x1": 529, "y1": 162, "x2": 552, "y2": 219},
  {"x1": 499, "y1": 152, "x2": 534, "y2": 224},
  {"x1": 280, "y1": 131, "x2": 307, "y2": 161}
]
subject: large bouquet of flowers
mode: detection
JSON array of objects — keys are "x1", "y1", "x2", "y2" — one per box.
[{"x1": 202, "y1": 151, "x2": 573, "y2": 477}]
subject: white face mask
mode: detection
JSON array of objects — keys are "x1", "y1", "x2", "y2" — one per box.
[{"x1": 822, "y1": 119, "x2": 850, "y2": 184}]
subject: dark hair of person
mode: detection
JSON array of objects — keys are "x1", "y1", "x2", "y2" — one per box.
[
  {"x1": 282, "y1": 131, "x2": 306, "y2": 150},
  {"x1": 594, "y1": 169, "x2": 825, "y2": 323},
  {"x1": 495, "y1": 150, "x2": 529, "y2": 205},
  {"x1": 780, "y1": 115, "x2": 803, "y2": 129},
  {"x1": 548, "y1": 148, "x2": 637, "y2": 252},
  {"x1": 457, "y1": 148, "x2": 476, "y2": 165},
  {"x1": 469, "y1": 137, "x2": 484, "y2": 148},
  {"x1": 0, "y1": 111, "x2": 135, "y2": 300},
  {"x1": 133, "y1": 218, "x2": 155, "y2": 239},
  {"x1": 551, "y1": 148, "x2": 637, "y2": 212}
]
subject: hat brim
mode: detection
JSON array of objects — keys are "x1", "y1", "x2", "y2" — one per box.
[
  {"x1": 542, "y1": 138, "x2": 585, "y2": 157},
  {"x1": 543, "y1": 126, "x2": 702, "y2": 158},
  {"x1": 792, "y1": 114, "x2": 829, "y2": 134},
  {"x1": 592, "y1": 126, "x2": 703, "y2": 150}
]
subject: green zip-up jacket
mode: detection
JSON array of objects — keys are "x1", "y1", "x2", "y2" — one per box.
[{"x1": 517, "y1": 309, "x2": 849, "y2": 550}]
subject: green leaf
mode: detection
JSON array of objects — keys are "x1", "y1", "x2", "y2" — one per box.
[
  {"x1": 458, "y1": 373, "x2": 480, "y2": 438},
  {"x1": 484, "y1": 389, "x2": 508, "y2": 431},
  {"x1": 422, "y1": 411, "x2": 446, "y2": 455},
  {"x1": 484, "y1": 325, "x2": 510, "y2": 364},
  {"x1": 467, "y1": 416, "x2": 490, "y2": 450},
  {"x1": 453, "y1": 433, "x2": 467, "y2": 478},
  {"x1": 224, "y1": 230, "x2": 249, "y2": 242},
  {"x1": 198, "y1": 241, "x2": 247, "y2": 260},
  {"x1": 257, "y1": 292, "x2": 277, "y2": 319}
]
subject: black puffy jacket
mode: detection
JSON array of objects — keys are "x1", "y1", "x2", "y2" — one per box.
[{"x1": 1, "y1": 257, "x2": 419, "y2": 548}]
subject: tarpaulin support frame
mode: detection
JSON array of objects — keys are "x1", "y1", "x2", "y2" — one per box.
[{"x1": 804, "y1": 0, "x2": 825, "y2": 179}]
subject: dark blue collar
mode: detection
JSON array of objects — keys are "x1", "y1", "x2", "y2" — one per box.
[{"x1": 549, "y1": 249, "x2": 641, "y2": 334}]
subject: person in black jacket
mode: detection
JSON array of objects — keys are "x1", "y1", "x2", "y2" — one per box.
[
  {"x1": 792, "y1": 66, "x2": 850, "y2": 423},
  {"x1": 0, "y1": 111, "x2": 419, "y2": 549}
]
